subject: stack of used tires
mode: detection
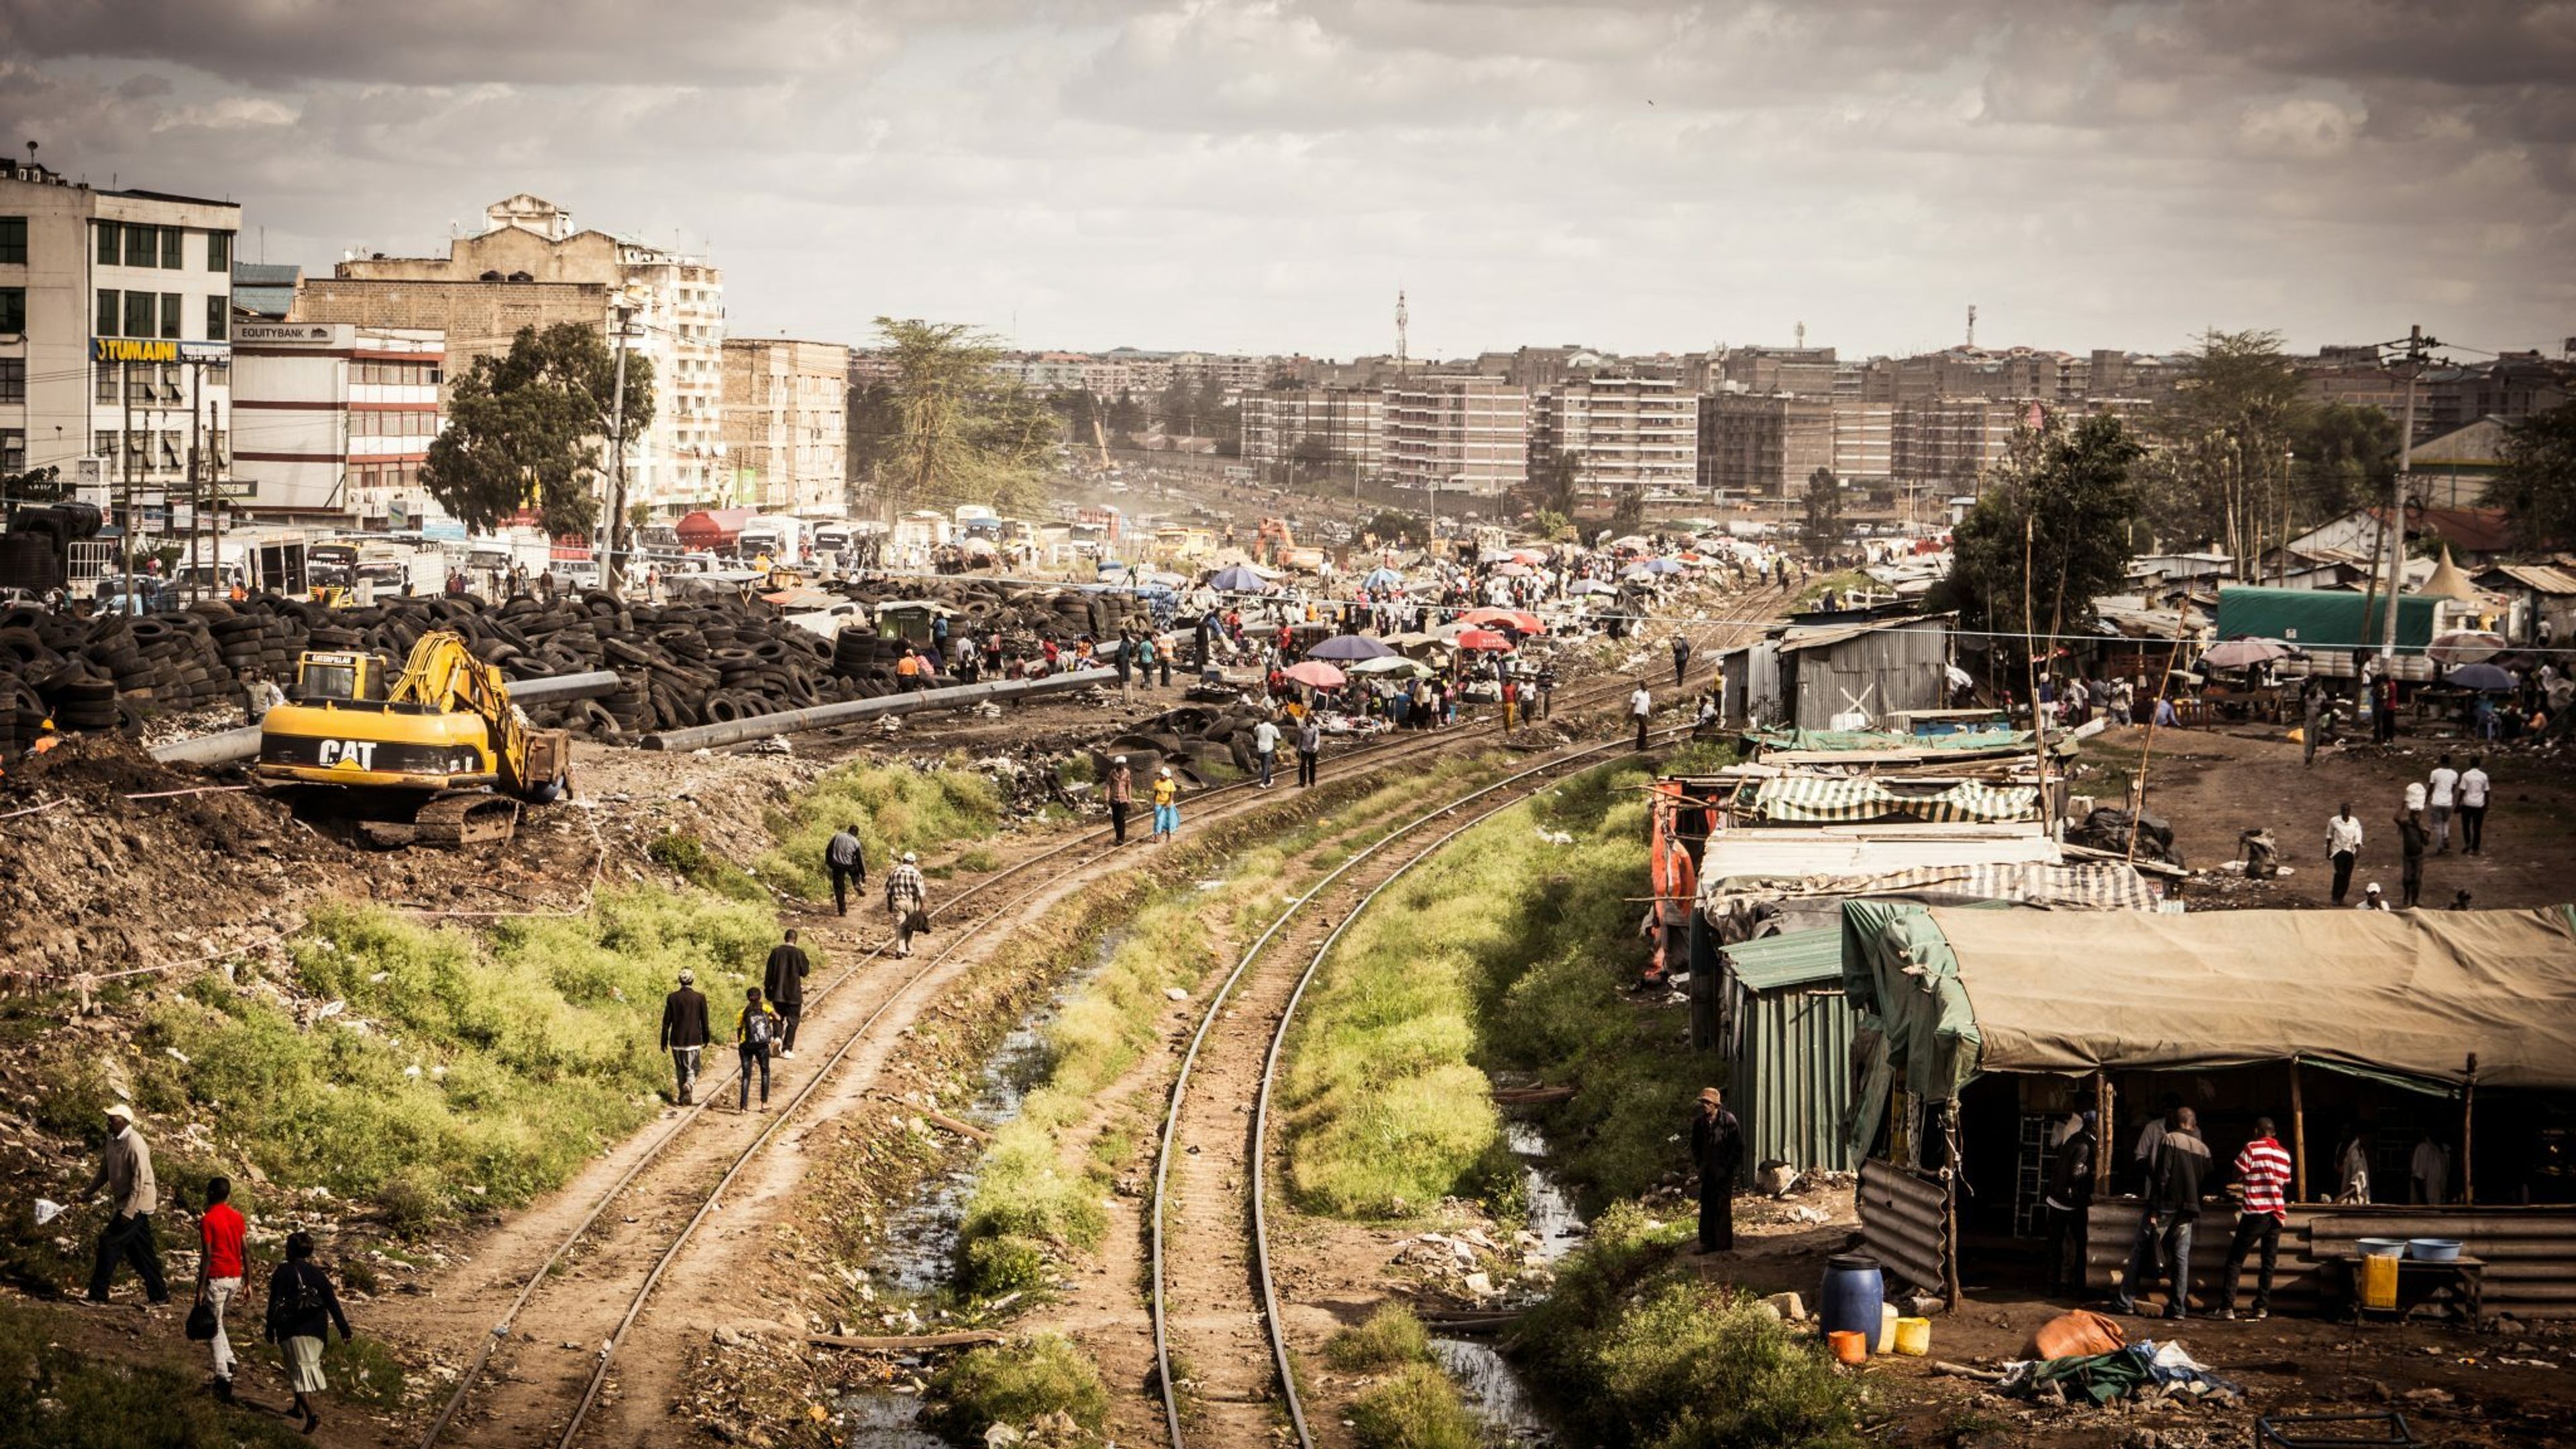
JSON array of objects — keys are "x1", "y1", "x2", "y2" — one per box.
[{"x1": 1091, "y1": 701, "x2": 1277, "y2": 785}]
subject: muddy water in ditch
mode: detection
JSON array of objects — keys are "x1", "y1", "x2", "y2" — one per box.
[
  {"x1": 1432, "y1": 1119, "x2": 1585, "y2": 1445},
  {"x1": 836, "y1": 926, "x2": 1132, "y2": 1447}
]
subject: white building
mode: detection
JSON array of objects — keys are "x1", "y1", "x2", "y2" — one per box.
[
  {"x1": 1236, "y1": 385, "x2": 1383, "y2": 475},
  {"x1": 1532, "y1": 375, "x2": 1698, "y2": 500},
  {"x1": 230, "y1": 322, "x2": 445, "y2": 523},
  {"x1": 0, "y1": 156, "x2": 239, "y2": 528},
  {"x1": 1383, "y1": 374, "x2": 1528, "y2": 499}
]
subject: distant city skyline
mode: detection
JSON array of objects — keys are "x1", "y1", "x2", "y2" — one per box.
[{"x1": 5, "y1": 1, "x2": 2569, "y2": 362}]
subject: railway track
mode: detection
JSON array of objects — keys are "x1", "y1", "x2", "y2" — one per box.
[{"x1": 408, "y1": 594, "x2": 1764, "y2": 1448}]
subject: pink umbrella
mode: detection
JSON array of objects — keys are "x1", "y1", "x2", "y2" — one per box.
[
  {"x1": 1281, "y1": 659, "x2": 1346, "y2": 690},
  {"x1": 1492, "y1": 561, "x2": 1532, "y2": 578},
  {"x1": 1454, "y1": 629, "x2": 1515, "y2": 652},
  {"x1": 1464, "y1": 606, "x2": 1544, "y2": 634}
]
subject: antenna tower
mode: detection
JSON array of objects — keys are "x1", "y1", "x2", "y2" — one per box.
[
  {"x1": 1395, "y1": 290, "x2": 1409, "y2": 374},
  {"x1": 1794, "y1": 321, "x2": 1806, "y2": 350},
  {"x1": 1966, "y1": 305, "x2": 1978, "y2": 349}
]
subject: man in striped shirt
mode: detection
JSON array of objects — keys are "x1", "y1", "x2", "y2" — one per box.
[{"x1": 2219, "y1": 1118, "x2": 2294, "y2": 1320}]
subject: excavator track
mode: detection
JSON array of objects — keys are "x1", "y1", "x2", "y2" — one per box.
[{"x1": 412, "y1": 792, "x2": 521, "y2": 847}]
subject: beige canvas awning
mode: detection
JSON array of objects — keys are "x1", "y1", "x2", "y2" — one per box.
[{"x1": 1927, "y1": 905, "x2": 2576, "y2": 1090}]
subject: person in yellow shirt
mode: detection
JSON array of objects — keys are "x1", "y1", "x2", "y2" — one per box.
[{"x1": 1151, "y1": 766, "x2": 1181, "y2": 844}]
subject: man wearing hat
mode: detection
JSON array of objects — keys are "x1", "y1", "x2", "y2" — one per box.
[
  {"x1": 1688, "y1": 1087, "x2": 1743, "y2": 1254},
  {"x1": 1106, "y1": 755, "x2": 1135, "y2": 845},
  {"x1": 885, "y1": 851, "x2": 928, "y2": 957},
  {"x1": 2357, "y1": 882, "x2": 2390, "y2": 911},
  {"x1": 660, "y1": 969, "x2": 712, "y2": 1106},
  {"x1": 82, "y1": 1102, "x2": 168, "y2": 1305}
]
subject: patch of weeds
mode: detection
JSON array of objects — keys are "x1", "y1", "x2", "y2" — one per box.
[
  {"x1": 923, "y1": 1332, "x2": 1110, "y2": 1442},
  {"x1": 955, "y1": 847, "x2": 1001, "y2": 873},
  {"x1": 759, "y1": 761, "x2": 1004, "y2": 901},
  {"x1": 646, "y1": 830, "x2": 768, "y2": 901},
  {"x1": 1348, "y1": 1362, "x2": 1482, "y2": 1449},
  {"x1": 0, "y1": 1296, "x2": 308, "y2": 1445},
  {"x1": 1324, "y1": 1303, "x2": 1433, "y2": 1373}
]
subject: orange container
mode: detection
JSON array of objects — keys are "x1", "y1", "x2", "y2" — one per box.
[{"x1": 1828, "y1": 1330, "x2": 1868, "y2": 1365}]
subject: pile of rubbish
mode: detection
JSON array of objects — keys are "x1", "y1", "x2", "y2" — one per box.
[
  {"x1": 1, "y1": 604, "x2": 250, "y2": 755},
  {"x1": 1093, "y1": 701, "x2": 1281, "y2": 784},
  {"x1": 1996, "y1": 1311, "x2": 2242, "y2": 1407},
  {"x1": 2068, "y1": 806, "x2": 2186, "y2": 867}
]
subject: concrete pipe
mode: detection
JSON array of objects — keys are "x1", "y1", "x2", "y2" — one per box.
[
  {"x1": 147, "y1": 669, "x2": 625, "y2": 766},
  {"x1": 639, "y1": 667, "x2": 1114, "y2": 751}
]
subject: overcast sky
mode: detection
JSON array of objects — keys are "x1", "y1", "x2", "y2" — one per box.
[{"x1": 5, "y1": 1, "x2": 2569, "y2": 363}]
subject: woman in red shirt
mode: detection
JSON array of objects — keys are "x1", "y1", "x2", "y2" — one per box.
[{"x1": 197, "y1": 1176, "x2": 248, "y2": 1399}]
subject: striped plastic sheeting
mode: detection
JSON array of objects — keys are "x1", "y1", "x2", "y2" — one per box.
[
  {"x1": 1728, "y1": 862, "x2": 2159, "y2": 912},
  {"x1": 1748, "y1": 775, "x2": 2040, "y2": 825}
]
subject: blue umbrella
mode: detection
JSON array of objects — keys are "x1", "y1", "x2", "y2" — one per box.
[
  {"x1": 1361, "y1": 568, "x2": 1407, "y2": 591},
  {"x1": 2443, "y1": 662, "x2": 2516, "y2": 692},
  {"x1": 1208, "y1": 566, "x2": 1271, "y2": 592},
  {"x1": 1307, "y1": 635, "x2": 1398, "y2": 661},
  {"x1": 1646, "y1": 557, "x2": 1686, "y2": 575}
]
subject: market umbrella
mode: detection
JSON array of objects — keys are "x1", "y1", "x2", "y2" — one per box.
[
  {"x1": 1491, "y1": 561, "x2": 1532, "y2": 578},
  {"x1": 1281, "y1": 659, "x2": 1346, "y2": 690},
  {"x1": 2199, "y1": 637, "x2": 2296, "y2": 670},
  {"x1": 1618, "y1": 564, "x2": 1657, "y2": 582},
  {"x1": 1612, "y1": 534, "x2": 1651, "y2": 550},
  {"x1": 1464, "y1": 607, "x2": 1544, "y2": 634},
  {"x1": 2443, "y1": 662, "x2": 2517, "y2": 692},
  {"x1": 1646, "y1": 557, "x2": 1686, "y2": 575},
  {"x1": 1348, "y1": 655, "x2": 1431, "y2": 678},
  {"x1": 1510, "y1": 549, "x2": 1548, "y2": 565},
  {"x1": 1305, "y1": 634, "x2": 1398, "y2": 661},
  {"x1": 1208, "y1": 566, "x2": 1271, "y2": 592},
  {"x1": 1454, "y1": 629, "x2": 1515, "y2": 652},
  {"x1": 1360, "y1": 567, "x2": 1407, "y2": 591},
  {"x1": 2428, "y1": 630, "x2": 2508, "y2": 667},
  {"x1": 1568, "y1": 579, "x2": 1618, "y2": 596}
]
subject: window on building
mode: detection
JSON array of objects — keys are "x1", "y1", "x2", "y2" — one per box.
[
  {"x1": 95, "y1": 368, "x2": 117, "y2": 405},
  {"x1": 0, "y1": 358, "x2": 20, "y2": 404},
  {"x1": 207, "y1": 229, "x2": 232, "y2": 273},
  {"x1": 0, "y1": 217, "x2": 23, "y2": 266},
  {"x1": 205, "y1": 294, "x2": 227, "y2": 340},
  {"x1": 96, "y1": 221, "x2": 119, "y2": 265},
  {"x1": 0, "y1": 430, "x2": 21, "y2": 473},
  {"x1": 158, "y1": 292, "x2": 180, "y2": 339},
  {"x1": 94, "y1": 430, "x2": 115, "y2": 458},
  {"x1": 0, "y1": 287, "x2": 21, "y2": 333},
  {"x1": 123, "y1": 290, "x2": 154, "y2": 338},
  {"x1": 161, "y1": 227, "x2": 183, "y2": 269},
  {"x1": 96, "y1": 288, "x2": 118, "y2": 337},
  {"x1": 125, "y1": 224, "x2": 156, "y2": 268}
]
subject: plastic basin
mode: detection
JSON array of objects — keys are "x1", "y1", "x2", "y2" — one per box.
[
  {"x1": 2355, "y1": 1237, "x2": 2409, "y2": 1257},
  {"x1": 2408, "y1": 1238, "x2": 2463, "y2": 1261}
]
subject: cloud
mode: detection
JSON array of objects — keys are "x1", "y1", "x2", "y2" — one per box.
[{"x1": 0, "y1": 0, "x2": 2565, "y2": 358}]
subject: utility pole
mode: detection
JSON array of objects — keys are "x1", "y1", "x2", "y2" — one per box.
[
  {"x1": 604, "y1": 300, "x2": 633, "y2": 597},
  {"x1": 2382, "y1": 325, "x2": 2436, "y2": 658},
  {"x1": 118, "y1": 358, "x2": 133, "y2": 601},
  {"x1": 185, "y1": 361, "x2": 202, "y2": 602}
]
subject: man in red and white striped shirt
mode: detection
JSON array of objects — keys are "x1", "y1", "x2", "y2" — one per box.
[{"x1": 2220, "y1": 1118, "x2": 2294, "y2": 1320}]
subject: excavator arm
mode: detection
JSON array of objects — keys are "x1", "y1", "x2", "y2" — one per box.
[{"x1": 390, "y1": 631, "x2": 569, "y2": 801}]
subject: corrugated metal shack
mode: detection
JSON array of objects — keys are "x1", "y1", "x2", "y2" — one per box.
[
  {"x1": 1719, "y1": 928, "x2": 1856, "y2": 1183},
  {"x1": 1719, "y1": 614, "x2": 1954, "y2": 732}
]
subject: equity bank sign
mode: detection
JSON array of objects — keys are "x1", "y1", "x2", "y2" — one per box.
[{"x1": 91, "y1": 337, "x2": 232, "y2": 364}]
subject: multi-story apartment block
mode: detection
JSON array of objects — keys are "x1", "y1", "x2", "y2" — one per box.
[
  {"x1": 1892, "y1": 397, "x2": 2029, "y2": 490},
  {"x1": 1828, "y1": 398, "x2": 1894, "y2": 486},
  {"x1": 1532, "y1": 375, "x2": 1697, "y2": 500},
  {"x1": 1716, "y1": 345, "x2": 1839, "y2": 397},
  {"x1": 1236, "y1": 385, "x2": 1383, "y2": 475},
  {"x1": 0, "y1": 156, "x2": 240, "y2": 512},
  {"x1": 300, "y1": 195, "x2": 725, "y2": 515},
  {"x1": 2414, "y1": 354, "x2": 2572, "y2": 441},
  {"x1": 721, "y1": 337, "x2": 850, "y2": 516},
  {"x1": 1383, "y1": 375, "x2": 1527, "y2": 498},
  {"x1": 230, "y1": 322, "x2": 445, "y2": 522},
  {"x1": 1697, "y1": 392, "x2": 1835, "y2": 499},
  {"x1": 1170, "y1": 353, "x2": 1276, "y2": 391}
]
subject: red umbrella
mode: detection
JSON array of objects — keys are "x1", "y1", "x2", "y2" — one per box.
[
  {"x1": 1281, "y1": 659, "x2": 1346, "y2": 689},
  {"x1": 1454, "y1": 629, "x2": 1515, "y2": 652},
  {"x1": 1464, "y1": 607, "x2": 1544, "y2": 634}
]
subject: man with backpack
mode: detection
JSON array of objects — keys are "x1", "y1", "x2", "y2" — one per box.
[
  {"x1": 660, "y1": 969, "x2": 712, "y2": 1106},
  {"x1": 764, "y1": 928, "x2": 810, "y2": 1060},
  {"x1": 738, "y1": 987, "x2": 782, "y2": 1111},
  {"x1": 263, "y1": 1230, "x2": 351, "y2": 1436}
]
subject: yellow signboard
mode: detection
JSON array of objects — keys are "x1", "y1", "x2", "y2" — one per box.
[{"x1": 91, "y1": 337, "x2": 179, "y2": 364}]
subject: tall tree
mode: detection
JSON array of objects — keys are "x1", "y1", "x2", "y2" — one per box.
[
  {"x1": 1520, "y1": 446, "x2": 1580, "y2": 519},
  {"x1": 2290, "y1": 400, "x2": 2400, "y2": 528},
  {"x1": 1941, "y1": 414, "x2": 2145, "y2": 638},
  {"x1": 2140, "y1": 329, "x2": 2310, "y2": 562},
  {"x1": 869, "y1": 318, "x2": 1053, "y2": 517},
  {"x1": 2487, "y1": 402, "x2": 2576, "y2": 549},
  {"x1": 1800, "y1": 466, "x2": 1843, "y2": 557},
  {"x1": 422, "y1": 323, "x2": 653, "y2": 537},
  {"x1": 1106, "y1": 390, "x2": 1148, "y2": 447}
]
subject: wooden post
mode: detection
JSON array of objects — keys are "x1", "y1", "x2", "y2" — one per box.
[
  {"x1": 2463, "y1": 1053, "x2": 2477, "y2": 1208},
  {"x1": 2289, "y1": 1057, "x2": 2308, "y2": 1203},
  {"x1": 1942, "y1": 1104, "x2": 1964, "y2": 1313},
  {"x1": 2092, "y1": 1072, "x2": 2114, "y2": 1196}
]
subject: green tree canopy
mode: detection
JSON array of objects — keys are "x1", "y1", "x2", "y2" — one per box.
[
  {"x1": 1801, "y1": 466, "x2": 1843, "y2": 557},
  {"x1": 1360, "y1": 508, "x2": 1422, "y2": 546},
  {"x1": 2138, "y1": 329, "x2": 2308, "y2": 559},
  {"x1": 421, "y1": 323, "x2": 651, "y2": 538},
  {"x1": 2487, "y1": 402, "x2": 2576, "y2": 549},
  {"x1": 870, "y1": 318, "x2": 1057, "y2": 517},
  {"x1": 2290, "y1": 400, "x2": 2400, "y2": 526},
  {"x1": 1521, "y1": 447, "x2": 1580, "y2": 520},
  {"x1": 1941, "y1": 413, "x2": 2145, "y2": 638}
]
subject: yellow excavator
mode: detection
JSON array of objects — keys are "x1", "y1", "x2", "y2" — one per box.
[{"x1": 256, "y1": 630, "x2": 572, "y2": 846}]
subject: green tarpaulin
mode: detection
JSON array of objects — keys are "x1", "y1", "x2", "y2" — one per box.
[
  {"x1": 1746, "y1": 727, "x2": 2035, "y2": 753},
  {"x1": 2212, "y1": 586, "x2": 2436, "y2": 654}
]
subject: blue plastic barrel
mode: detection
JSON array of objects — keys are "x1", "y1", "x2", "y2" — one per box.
[{"x1": 1817, "y1": 1253, "x2": 1886, "y2": 1343}]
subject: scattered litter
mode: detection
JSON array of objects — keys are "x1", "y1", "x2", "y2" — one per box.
[{"x1": 34, "y1": 1199, "x2": 64, "y2": 1226}]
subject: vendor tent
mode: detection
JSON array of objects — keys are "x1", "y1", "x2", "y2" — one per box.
[
  {"x1": 1741, "y1": 776, "x2": 2038, "y2": 826},
  {"x1": 2213, "y1": 585, "x2": 2436, "y2": 655},
  {"x1": 1843, "y1": 901, "x2": 2576, "y2": 1109}
]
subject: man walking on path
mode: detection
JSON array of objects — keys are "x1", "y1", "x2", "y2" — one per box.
[
  {"x1": 1630, "y1": 683, "x2": 1653, "y2": 751},
  {"x1": 2396, "y1": 802, "x2": 2429, "y2": 909},
  {"x1": 82, "y1": 1102, "x2": 166, "y2": 1305},
  {"x1": 2427, "y1": 755, "x2": 2459, "y2": 853},
  {"x1": 1295, "y1": 715, "x2": 1320, "y2": 788},
  {"x1": 1688, "y1": 1087, "x2": 1743, "y2": 1253},
  {"x1": 659, "y1": 969, "x2": 711, "y2": 1106},
  {"x1": 1152, "y1": 766, "x2": 1180, "y2": 843},
  {"x1": 764, "y1": 928, "x2": 810, "y2": 1059},
  {"x1": 2458, "y1": 756, "x2": 2490, "y2": 855},
  {"x1": 2114, "y1": 1106, "x2": 2211, "y2": 1320},
  {"x1": 263, "y1": 1231, "x2": 351, "y2": 1437},
  {"x1": 2219, "y1": 1119, "x2": 2293, "y2": 1320},
  {"x1": 1253, "y1": 714, "x2": 1281, "y2": 788},
  {"x1": 1113, "y1": 629, "x2": 1134, "y2": 704},
  {"x1": 824, "y1": 824, "x2": 867, "y2": 918},
  {"x1": 1670, "y1": 633, "x2": 1691, "y2": 688},
  {"x1": 737, "y1": 987, "x2": 781, "y2": 1110},
  {"x1": 885, "y1": 852, "x2": 928, "y2": 957},
  {"x1": 2326, "y1": 803, "x2": 2363, "y2": 906},
  {"x1": 2302, "y1": 683, "x2": 2322, "y2": 767},
  {"x1": 196, "y1": 1176, "x2": 246, "y2": 1400},
  {"x1": 1106, "y1": 756, "x2": 1134, "y2": 844},
  {"x1": 2044, "y1": 1111, "x2": 2096, "y2": 1293}
]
